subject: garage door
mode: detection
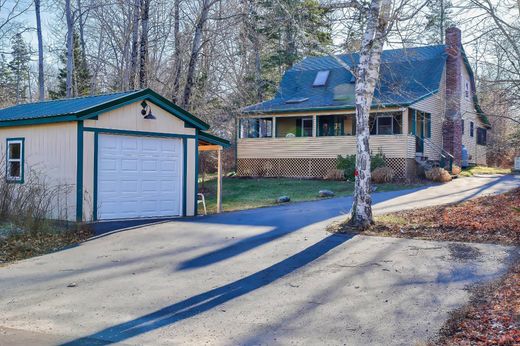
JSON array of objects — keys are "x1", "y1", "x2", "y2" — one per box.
[{"x1": 97, "y1": 134, "x2": 183, "y2": 220}]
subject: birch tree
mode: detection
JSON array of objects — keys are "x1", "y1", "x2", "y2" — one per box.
[{"x1": 347, "y1": 0, "x2": 392, "y2": 229}]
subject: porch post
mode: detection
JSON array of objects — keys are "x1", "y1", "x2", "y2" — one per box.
[
  {"x1": 217, "y1": 148, "x2": 223, "y2": 213},
  {"x1": 272, "y1": 116, "x2": 277, "y2": 138},
  {"x1": 312, "y1": 115, "x2": 317, "y2": 137},
  {"x1": 402, "y1": 108, "x2": 409, "y2": 134}
]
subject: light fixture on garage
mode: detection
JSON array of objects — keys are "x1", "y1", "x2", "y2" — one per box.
[{"x1": 140, "y1": 101, "x2": 156, "y2": 120}]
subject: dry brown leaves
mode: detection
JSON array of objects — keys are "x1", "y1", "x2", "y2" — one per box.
[
  {"x1": 365, "y1": 188, "x2": 520, "y2": 245},
  {"x1": 437, "y1": 261, "x2": 520, "y2": 345}
]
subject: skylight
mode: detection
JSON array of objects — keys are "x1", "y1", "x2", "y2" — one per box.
[
  {"x1": 285, "y1": 97, "x2": 309, "y2": 104},
  {"x1": 313, "y1": 70, "x2": 330, "y2": 87}
]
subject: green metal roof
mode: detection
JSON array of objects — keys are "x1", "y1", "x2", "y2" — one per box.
[
  {"x1": 199, "y1": 131, "x2": 231, "y2": 148},
  {"x1": 0, "y1": 88, "x2": 210, "y2": 130}
]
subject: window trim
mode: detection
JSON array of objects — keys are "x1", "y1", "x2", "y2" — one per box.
[
  {"x1": 6, "y1": 137, "x2": 24, "y2": 184},
  {"x1": 301, "y1": 117, "x2": 313, "y2": 137},
  {"x1": 376, "y1": 115, "x2": 393, "y2": 135}
]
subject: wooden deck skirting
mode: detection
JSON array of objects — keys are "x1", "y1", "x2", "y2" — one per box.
[{"x1": 237, "y1": 135, "x2": 417, "y2": 178}]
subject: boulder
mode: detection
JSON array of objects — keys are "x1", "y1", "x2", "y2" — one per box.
[
  {"x1": 318, "y1": 189, "x2": 335, "y2": 198},
  {"x1": 276, "y1": 196, "x2": 290, "y2": 203}
]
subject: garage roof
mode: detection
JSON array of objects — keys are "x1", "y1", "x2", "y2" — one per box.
[{"x1": 0, "y1": 88, "x2": 210, "y2": 130}]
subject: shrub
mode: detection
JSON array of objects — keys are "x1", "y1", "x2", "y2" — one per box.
[
  {"x1": 337, "y1": 150, "x2": 388, "y2": 179},
  {"x1": 425, "y1": 167, "x2": 452, "y2": 182},
  {"x1": 324, "y1": 169, "x2": 346, "y2": 181},
  {"x1": 372, "y1": 167, "x2": 395, "y2": 183},
  {"x1": 451, "y1": 165, "x2": 462, "y2": 175}
]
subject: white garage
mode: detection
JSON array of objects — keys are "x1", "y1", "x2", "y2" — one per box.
[
  {"x1": 97, "y1": 134, "x2": 183, "y2": 220},
  {"x1": 0, "y1": 88, "x2": 230, "y2": 222}
]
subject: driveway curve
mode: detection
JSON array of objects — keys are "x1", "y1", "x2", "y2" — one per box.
[{"x1": 0, "y1": 174, "x2": 519, "y2": 345}]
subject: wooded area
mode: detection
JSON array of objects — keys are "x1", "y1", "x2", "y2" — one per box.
[{"x1": 0, "y1": 0, "x2": 518, "y2": 148}]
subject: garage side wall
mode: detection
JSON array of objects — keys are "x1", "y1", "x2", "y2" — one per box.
[
  {"x1": 0, "y1": 122, "x2": 77, "y2": 220},
  {"x1": 82, "y1": 101, "x2": 197, "y2": 221}
]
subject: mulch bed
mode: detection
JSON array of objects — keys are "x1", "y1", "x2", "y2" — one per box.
[{"x1": 364, "y1": 187, "x2": 520, "y2": 245}]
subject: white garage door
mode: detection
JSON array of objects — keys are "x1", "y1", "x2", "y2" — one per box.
[{"x1": 97, "y1": 134, "x2": 183, "y2": 220}]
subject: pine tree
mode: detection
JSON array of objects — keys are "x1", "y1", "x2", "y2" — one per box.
[
  {"x1": 50, "y1": 32, "x2": 91, "y2": 99},
  {"x1": 8, "y1": 33, "x2": 31, "y2": 104},
  {"x1": 424, "y1": 0, "x2": 455, "y2": 44},
  {"x1": 257, "y1": 0, "x2": 332, "y2": 97}
]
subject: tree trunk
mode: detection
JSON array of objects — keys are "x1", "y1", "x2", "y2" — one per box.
[
  {"x1": 35, "y1": 0, "x2": 44, "y2": 101},
  {"x1": 171, "y1": 0, "x2": 181, "y2": 102},
  {"x1": 182, "y1": 0, "x2": 212, "y2": 108},
  {"x1": 129, "y1": 0, "x2": 141, "y2": 90},
  {"x1": 348, "y1": 0, "x2": 391, "y2": 229},
  {"x1": 65, "y1": 0, "x2": 74, "y2": 98},
  {"x1": 138, "y1": 0, "x2": 150, "y2": 89}
]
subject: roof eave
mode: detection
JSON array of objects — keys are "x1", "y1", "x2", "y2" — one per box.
[{"x1": 198, "y1": 131, "x2": 231, "y2": 148}]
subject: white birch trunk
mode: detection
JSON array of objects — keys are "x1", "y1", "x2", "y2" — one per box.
[{"x1": 349, "y1": 0, "x2": 392, "y2": 229}]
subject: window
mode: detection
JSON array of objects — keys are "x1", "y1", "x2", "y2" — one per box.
[
  {"x1": 275, "y1": 117, "x2": 313, "y2": 137},
  {"x1": 464, "y1": 80, "x2": 470, "y2": 100},
  {"x1": 376, "y1": 116, "x2": 393, "y2": 135},
  {"x1": 470, "y1": 121, "x2": 474, "y2": 137},
  {"x1": 313, "y1": 70, "x2": 330, "y2": 87},
  {"x1": 477, "y1": 127, "x2": 487, "y2": 145},
  {"x1": 239, "y1": 118, "x2": 273, "y2": 138},
  {"x1": 6, "y1": 138, "x2": 24, "y2": 183},
  {"x1": 318, "y1": 115, "x2": 345, "y2": 136},
  {"x1": 371, "y1": 112, "x2": 402, "y2": 135},
  {"x1": 301, "y1": 118, "x2": 313, "y2": 137},
  {"x1": 461, "y1": 119, "x2": 465, "y2": 135}
]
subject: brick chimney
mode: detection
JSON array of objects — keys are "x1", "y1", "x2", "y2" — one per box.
[{"x1": 443, "y1": 26, "x2": 463, "y2": 166}]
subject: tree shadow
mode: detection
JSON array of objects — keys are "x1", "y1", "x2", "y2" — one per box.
[{"x1": 60, "y1": 233, "x2": 353, "y2": 345}]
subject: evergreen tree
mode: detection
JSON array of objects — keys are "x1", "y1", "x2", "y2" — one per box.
[
  {"x1": 8, "y1": 33, "x2": 31, "y2": 104},
  {"x1": 0, "y1": 54, "x2": 16, "y2": 105},
  {"x1": 424, "y1": 0, "x2": 455, "y2": 44},
  {"x1": 50, "y1": 32, "x2": 90, "y2": 99},
  {"x1": 257, "y1": 0, "x2": 332, "y2": 97}
]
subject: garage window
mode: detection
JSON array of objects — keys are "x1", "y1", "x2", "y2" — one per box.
[{"x1": 6, "y1": 138, "x2": 24, "y2": 183}]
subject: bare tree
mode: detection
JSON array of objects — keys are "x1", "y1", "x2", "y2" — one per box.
[
  {"x1": 139, "y1": 0, "x2": 151, "y2": 89},
  {"x1": 129, "y1": 0, "x2": 141, "y2": 90},
  {"x1": 65, "y1": 0, "x2": 74, "y2": 97},
  {"x1": 171, "y1": 0, "x2": 182, "y2": 102},
  {"x1": 35, "y1": 0, "x2": 44, "y2": 100}
]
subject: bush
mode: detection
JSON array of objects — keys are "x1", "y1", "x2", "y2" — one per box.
[
  {"x1": 337, "y1": 150, "x2": 387, "y2": 179},
  {"x1": 324, "y1": 169, "x2": 345, "y2": 181},
  {"x1": 425, "y1": 167, "x2": 452, "y2": 182},
  {"x1": 372, "y1": 167, "x2": 395, "y2": 183},
  {"x1": 451, "y1": 165, "x2": 462, "y2": 175}
]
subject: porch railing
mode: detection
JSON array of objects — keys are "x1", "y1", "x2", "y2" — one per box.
[{"x1": 414, "y1": 135, "x2": 454, "y2": 171}]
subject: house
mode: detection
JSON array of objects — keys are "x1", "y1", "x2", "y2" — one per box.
[
  {"x1": 0, "y1": 88, "x2": 229, "y2": 222},
  {"x1": 237, "y1": 27, "x2": 490, "y2": 178}
]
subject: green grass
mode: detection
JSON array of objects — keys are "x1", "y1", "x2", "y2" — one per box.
[
  {"x1": 459, "y1": 166, "x2": 511, "y2": 177},
  {"x1": 198, "y1": 177, "x2": 421, "y2": 214}
]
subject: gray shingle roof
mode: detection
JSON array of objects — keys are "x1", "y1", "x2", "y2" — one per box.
[{"x1": 243, "y1": 45, "x2": 447, "y2": 113}]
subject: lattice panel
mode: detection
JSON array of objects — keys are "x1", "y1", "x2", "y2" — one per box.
[
  {"x1": 237, "y1": 158, "x2": 337, "y2": 178},
  {"x1": 237, "y1": 158, "x2": 414, "y2": 178}
]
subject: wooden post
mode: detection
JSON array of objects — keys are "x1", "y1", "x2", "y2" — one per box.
[{"x1": 217, "y1": 148, "x2": 223, "y2": 213}]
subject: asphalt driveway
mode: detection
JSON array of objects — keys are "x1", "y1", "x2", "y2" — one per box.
[{"x1": 0, "y1": 175, "x2": 519, "y2": 345}]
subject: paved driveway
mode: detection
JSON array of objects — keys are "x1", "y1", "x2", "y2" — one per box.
[{"x1": 0, "y1": 175, "x2": 519, "y2": 345}]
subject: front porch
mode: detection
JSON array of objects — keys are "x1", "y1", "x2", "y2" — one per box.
[{"x1": 237, "y1": 109, "x2": 431, "y2": 178}]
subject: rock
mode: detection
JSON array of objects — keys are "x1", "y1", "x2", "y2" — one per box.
[
  {"x1": 67, "y1": 283, "x2": 77, "y2": 288},
  {"x1": 276, "y1": 196, "x2": 290, "y2": 203},
  {"x1": 318, "y1": 189, "x2": 335, "y2": 198}
]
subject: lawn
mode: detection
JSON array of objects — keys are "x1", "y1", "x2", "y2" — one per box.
[
  {"x1": 198, "y1": 177, "x2": 421, "y2": 214},
  {"x1": 459, "y1": 165, "x2": 511, "y2": 177}
]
